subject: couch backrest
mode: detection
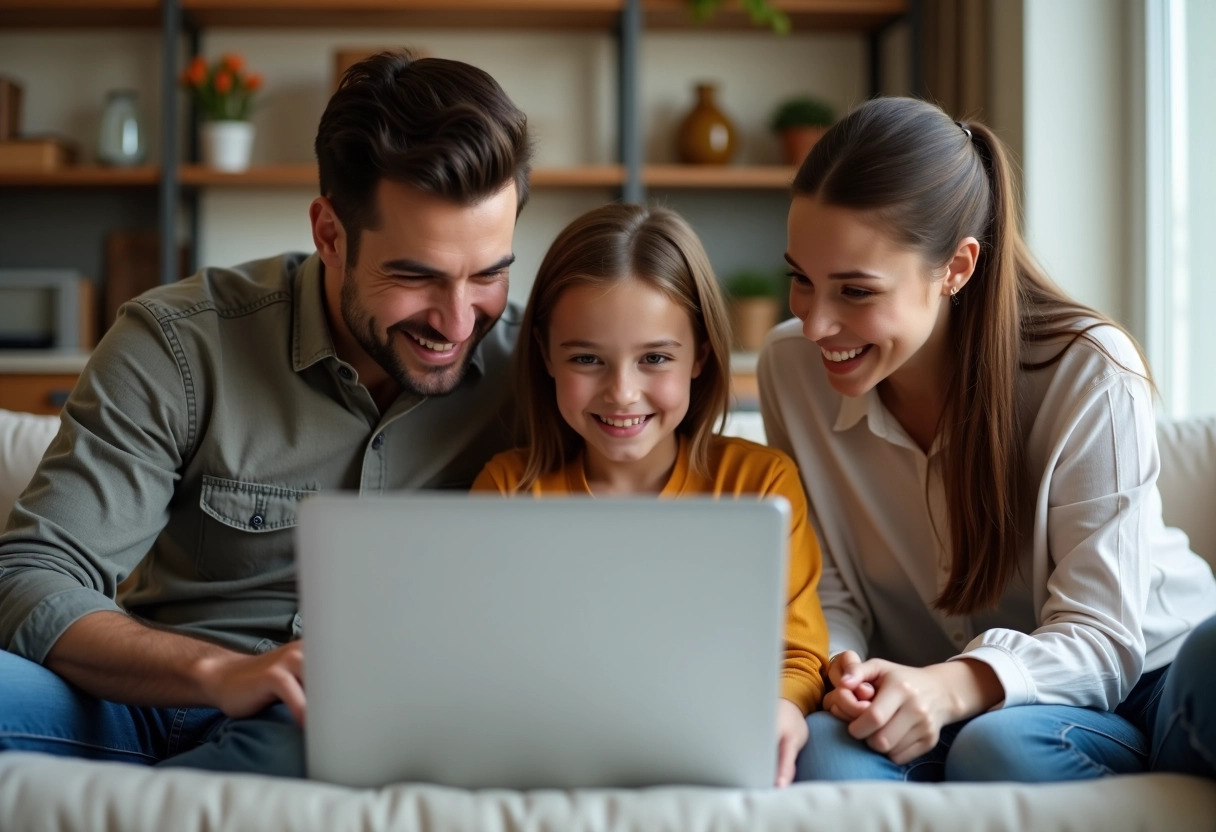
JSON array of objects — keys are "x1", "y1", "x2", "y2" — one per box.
[
  {"x1": 1156, "y1": 417, "x2": 1216, "y2": 571},
  {"x1": 3, "y1": 409, "x2": 1215, "y2": 573}
]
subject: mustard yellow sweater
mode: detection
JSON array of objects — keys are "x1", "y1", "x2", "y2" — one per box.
[{"x1": 472, "y1": 434, "x2": 828, "y2": 714}]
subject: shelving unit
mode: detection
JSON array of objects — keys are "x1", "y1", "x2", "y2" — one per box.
[{"x1": 0, "y1": 0, "x2": 914, "y2": 287}]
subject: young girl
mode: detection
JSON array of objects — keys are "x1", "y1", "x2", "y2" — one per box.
[
  {"x1": 472, "y1": 203, "x2": 829, "y2": 787},
  {"x1": 759, "y1": 96, "x2": 1216, "y2": 782}
]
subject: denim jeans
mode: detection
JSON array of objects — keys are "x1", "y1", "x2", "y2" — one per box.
[
  {"x1": 795, "y1": 614, "x2": 1216, "y2": 782},
  {"x1": 0, "y1": 650, "x2": 305, "y2": 776}
]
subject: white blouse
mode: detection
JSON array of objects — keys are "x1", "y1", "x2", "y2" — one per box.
[{"x1": 758, "y1": 318, "x2": 1216, "y2": 710}]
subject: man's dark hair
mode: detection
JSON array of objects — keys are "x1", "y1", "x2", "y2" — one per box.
[{"x1": 315, "y1": 49, "x2": 532, "y2": 266}]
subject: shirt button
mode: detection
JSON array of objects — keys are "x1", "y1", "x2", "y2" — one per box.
[
  {"x1": 371, "y1": 433, "x2": 385, "y2": 450},
  {"x1": 338, "y1": 366, "x2": 353, "y2": 381},
  {"x1": 249, "y1": 514, "x2": 265, "y2": 529}
]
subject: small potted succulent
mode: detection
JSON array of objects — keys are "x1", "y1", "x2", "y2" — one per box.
[
  {"x1": 686, "y1": 0, "x2": 790, "y2": 34},
  {"x1": 724, "y1": 269, "x2": 785, "y2": 352},
  {"x1": 770, "y1": 96, "x2": 836, "y2": 166}
]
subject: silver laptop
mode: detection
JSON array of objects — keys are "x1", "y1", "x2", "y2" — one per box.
[{"x1": 296, "y1": 494, "x2": 789, "y2": 790}]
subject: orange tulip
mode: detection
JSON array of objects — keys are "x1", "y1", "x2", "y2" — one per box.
[
  {"x1": 222, "y1": 53, "x2": 244, "y2": 73},
  {"x1": 214, "y1": 70, "x2": 233, "y2": 94},
  {"x1": 245, "y1": 74, "x2": 263, "y2": 92},
  {"x1": 184, "y1": 57, "x2": 207, "y2": 87}
]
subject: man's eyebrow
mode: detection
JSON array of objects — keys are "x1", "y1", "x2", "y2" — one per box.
[
  {"x1": 379, "y1": 254, "x2": 516, "y2": 277},
  {"x1": 783, "y1": 252, "x2": 882, "y2": 280}
]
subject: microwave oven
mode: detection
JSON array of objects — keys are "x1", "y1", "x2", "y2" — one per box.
[{"x1": 0, "y1": 269, "x2": 96, "y2": 350}]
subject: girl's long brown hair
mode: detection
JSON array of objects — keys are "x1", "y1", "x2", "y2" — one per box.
[
  {"x1": 513, "y1": 203, "x2": 733, "y2": 492},
  {"x1": 793, "y1": 97, "x2": 1145, "y2": 615}
]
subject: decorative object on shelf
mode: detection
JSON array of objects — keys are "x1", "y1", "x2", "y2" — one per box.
[
  {"x1": 724, "y1": 269, "x2": 784, "y2": 352},
  {"x1": 770, "y1": 96, "x2": 835, "y2": 166},
  {"x1": 677, "y1": 82, "x2": 737, "y2": 165},
  {"x1": 97, "y1": 90, "x2": 145, "y2": 167},
  {"x1": 180, "y1": 53, "x2": 262, "y2": 172},
  {"x1": 0, "y1": 76, "x2": 23, "y2": 140},
  {"x1": 686, "y1": 0, "x2": 790, "y2": 34}
]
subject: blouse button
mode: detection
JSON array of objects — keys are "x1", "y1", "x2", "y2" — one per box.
[
  {"x1": 249, "y1": 513, "x2": 265, "y2": 529},
  {"x1": 338, "y1": 366, "x2": 354, "y2": 381}
]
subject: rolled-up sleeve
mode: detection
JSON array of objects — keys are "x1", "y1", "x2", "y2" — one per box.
[{"x1": 0, "y1": 301, "x2": 188, "y2": 663}]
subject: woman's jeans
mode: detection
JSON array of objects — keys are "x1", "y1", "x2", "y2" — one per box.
[
  {"x1": 0, "y1": 649, "x2": 304, "y2": 776},
  {"x1": 796, "y1": 614, "x2": 1216, "y2": 782}
]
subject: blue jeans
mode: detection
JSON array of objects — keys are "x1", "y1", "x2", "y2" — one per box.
[
  {"x1": 0, "y1": 650, "x2": 304, "y2": 776},
  {"x1": 796, "y1": 615, "x2": 1216, "y2": 782}
]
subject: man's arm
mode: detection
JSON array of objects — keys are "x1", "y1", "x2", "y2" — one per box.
[{"x1": 47, "y1": 611, "x2": 306, "y2": 723}]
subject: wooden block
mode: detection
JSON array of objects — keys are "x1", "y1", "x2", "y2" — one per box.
[
  {"x1": 333, "y1": 47, "x2": 430, "y2": 91},
  {"x1": 0, "y1": 76, "x2": 22, "y2": 140},
  {"x1": 0, "y1": 137, "x2": 76, "y2": 171},
  {"x1": 103, "y1": 230, "x2": 189, "y2": 331}
]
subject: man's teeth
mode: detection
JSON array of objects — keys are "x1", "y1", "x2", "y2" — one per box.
[
  {"x1": 600, "y1": 416, "x2": 645, "y2": 427},
  {"x1": 414, "y1": 335, "x2": 456, "y2": 351},
  {"x1": 821, "y1": 346, "x2": 865, "y2": 362}
]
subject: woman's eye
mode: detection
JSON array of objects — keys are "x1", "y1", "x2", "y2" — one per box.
[
  {"x1": 842, "y1": 286, "x2": 873, "y2": 299},
  {"x1": 787, "y1": 271, "x2": 810, "y2": 286}
]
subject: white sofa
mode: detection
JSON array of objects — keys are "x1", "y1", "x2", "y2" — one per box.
[{"x1": 1, "y1": 407, "x2": 1214, "y2": 832}]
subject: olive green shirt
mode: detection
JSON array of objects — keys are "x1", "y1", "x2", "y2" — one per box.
[{"x1": 0, "y1": 252, "x2": 520, "y2": 662}]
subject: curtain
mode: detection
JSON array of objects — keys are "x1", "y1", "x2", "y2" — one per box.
[{"x1": 921, "y1": 0, "x2": 991, "y2": 121}]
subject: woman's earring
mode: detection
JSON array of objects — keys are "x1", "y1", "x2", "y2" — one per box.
[{"x1": 950, "y1": 287, "x2": 960, "y2": 307}]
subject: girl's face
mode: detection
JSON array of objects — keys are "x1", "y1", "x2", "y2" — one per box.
[
  {"x1": 543, "y1": 277, "x2": 707, "y2": 492},
  {"x1": 785, "y1": 196, "x2": 955, "y2": 399}
]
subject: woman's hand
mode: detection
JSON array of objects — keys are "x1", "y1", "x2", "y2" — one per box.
[
  {"x1": 835, "y1": 658, "x2": 1003, "y2": 764},
  {"x1": 775, "y1": 698, "x2": 808, "y2": 787},
  {"x1": 821, "y1": 650, "x2": 877, "y2": 722}
]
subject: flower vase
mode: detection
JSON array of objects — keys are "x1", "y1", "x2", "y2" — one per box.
[{"x1": 201, "y1": 120, "x2": 254, "y2": 172}]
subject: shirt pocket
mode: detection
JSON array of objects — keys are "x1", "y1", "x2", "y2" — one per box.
[{"x1": 197, "y1": 475, "x2": 317, "y2": 582}]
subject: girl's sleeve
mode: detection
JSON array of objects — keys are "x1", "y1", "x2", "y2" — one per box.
[
  {"x1": 470, "y1": 456, "x2": 511, "y2": 494},
  {"x1": 769, "y1": 453, "x2": 829, "y2": 714}
]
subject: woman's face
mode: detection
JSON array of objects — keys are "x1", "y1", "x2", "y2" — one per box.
[{"x1": 785, "y1": 196, "x2": 954, "y2": 399}]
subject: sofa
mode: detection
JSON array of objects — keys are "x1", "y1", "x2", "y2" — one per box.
[{"x1": 1, "y1": 407, "x2": 1214, "y2": 832}]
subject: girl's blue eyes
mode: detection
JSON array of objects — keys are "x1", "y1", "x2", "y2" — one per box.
[{"x1": 568, "y1": 354, "x2": 671, "y2": 366}]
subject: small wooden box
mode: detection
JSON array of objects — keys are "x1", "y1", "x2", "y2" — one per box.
[
  {"x1": 0, "y1": 138, "x2": 77, "y2": 171},
  {"x1": 0, "y1": 77, "x2": 22, "y2": 140}
]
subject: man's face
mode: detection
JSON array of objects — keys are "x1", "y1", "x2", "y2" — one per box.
[{"x1": 330, "y1": 180, "x2": 517, "y2": 397}]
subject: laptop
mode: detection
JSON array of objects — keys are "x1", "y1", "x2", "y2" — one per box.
[{"x1": 295, "y1": 494, "x2": 789, "y2": 790}]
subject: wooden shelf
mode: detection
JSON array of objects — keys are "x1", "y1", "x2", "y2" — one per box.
[
  {"x1": 643, "y1": 0, "x2": 907, "y2": 32},
  {"x1": 181, "y1": 0, "x2": 626, "y2": 29},
  {"x1": 178, "y1": 163, "x2": 625, "y2": 188},
  {"x1": 644, "y1": 165, "x2": 795, "y2": 189},
  {"x1": 0, "y1": 166, "x2": 160, "y2": 187},
  {"x1": 0, "y1": 0, "x2": 160, "y2": 27}
]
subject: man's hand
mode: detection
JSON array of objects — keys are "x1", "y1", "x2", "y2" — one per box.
[
  {"x1": 193, "y1": 641, "x2": 307, "y2": 724},
  {"x1": 833, "y1": 658, "x2": 1002, "y2": 765},
  {"x1": 774, "y1": 698, "x2": 808, "y2": 787}
]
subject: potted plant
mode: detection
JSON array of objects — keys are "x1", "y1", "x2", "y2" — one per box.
[
  {"x1": 770, "y1": 95, "x2": 835, "y2": 166},
  {"x1": 724, "y1": 268, "x2": 785, "y2": 352},
  {"x1": 686, "y1": 0, "x2": 790, "y2": 34},
  {"x1": 180, "y1": 53, "x2": 263, "y2": 172}
]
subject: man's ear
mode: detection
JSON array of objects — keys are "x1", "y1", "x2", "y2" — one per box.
[
  {"x1": 310, "y1": 196, "x2": 346, "y2": 273},
  {"x1": 691, "y1": 341, "x2": 711, "y2": 379},
  {"x1": 536, "y1": 327, "x2": 555, "y2": 377},
  {"x1": 942, "y1": 236, "x2": 980, "y2": 298}
]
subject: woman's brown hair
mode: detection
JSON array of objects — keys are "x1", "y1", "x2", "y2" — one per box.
[
  {"x1": 513, "y1": 203, "x2": 733, "y2": 491},
  {"x1": 792, "y1": 97, "x2": 1145, "y2": 615}
]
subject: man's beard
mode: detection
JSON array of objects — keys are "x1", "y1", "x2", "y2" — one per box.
[{"x1": 340, "y1": 277, "x2": 493, "y2": 397}]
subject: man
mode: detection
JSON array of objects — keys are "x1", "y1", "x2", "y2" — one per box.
[{"x1": 0, "y1": 51, "x2": 531, "y2": 776}]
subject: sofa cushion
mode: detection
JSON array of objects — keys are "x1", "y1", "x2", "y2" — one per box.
[
  {"x1": 0, "y1": 408, "x2": 59, "y2": 529},
  {"x1": 1157, "y1": 416, "x2": 1216, "y2": 570},
  {"x1": 0, "y1": 752, "x2": 1214, "y2": 832}
]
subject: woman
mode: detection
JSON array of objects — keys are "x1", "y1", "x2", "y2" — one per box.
[{"x1": 759, "y1": 96, "x2": 1216, "y2": 782}]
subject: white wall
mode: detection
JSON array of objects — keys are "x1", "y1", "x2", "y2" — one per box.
[
  {"x1": 1183, "y1": 0, "x2": 1215, "y2": 415},
  {"x1": 1021, "y1": 0, "x2": 1129, "y2": 324}
]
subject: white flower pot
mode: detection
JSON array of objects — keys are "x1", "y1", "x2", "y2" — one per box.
[{"x1": 200, "y1": 120, "x2": 255, "y2": 172}]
